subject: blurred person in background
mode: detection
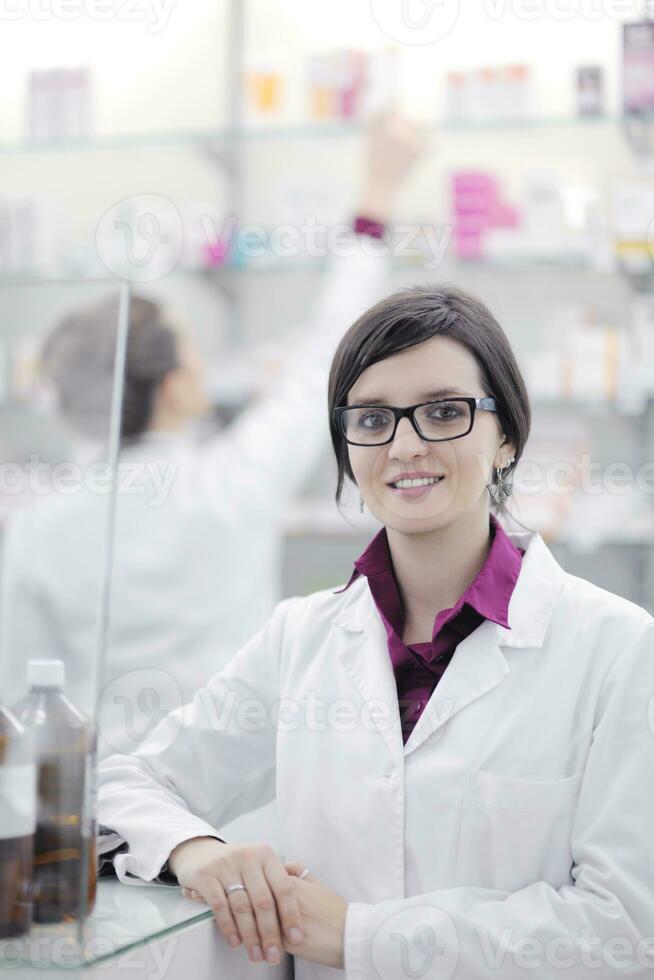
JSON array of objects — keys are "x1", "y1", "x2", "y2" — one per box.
[{"x1": 0, "y1": 116, "x2": 423, "y2": 758}]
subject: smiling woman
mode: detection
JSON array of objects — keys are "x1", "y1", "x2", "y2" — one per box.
[
  {"x1": 328, "y1": 284, "x2": 530, "y2": 530},
  {"x1": 326, "y1": 283, "x2": 530, "y2": 664},
  {"x1": 98, "y1": 280, "x2": 654, "y2": 980}
]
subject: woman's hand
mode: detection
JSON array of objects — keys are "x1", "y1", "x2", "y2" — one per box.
[
  {"x1": 170, "y1": 837, "x2": 304, "y2": 966},
  {"x1": 280, "y1": 861, "x2": 348, "y2": 970},
  {"x1": 358, "y1": 112, "x2": 426, "y2": 224}
]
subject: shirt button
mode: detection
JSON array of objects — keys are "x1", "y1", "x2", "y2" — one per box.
[{"x1": 386, "y1": 771, "x2": 400, "y2": 786}]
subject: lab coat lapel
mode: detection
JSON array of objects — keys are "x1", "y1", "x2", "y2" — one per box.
[
  {"x1": 333, "y1": 581, "x2": 405, "y2": 769},
  {"x1": 331, "y1": 528, "x2": 567, "y2": 760},
  {"x1": 405, "y1": 529, "x2": 567, "y2": 753},
  {"x1": 403, "y1": 618, "x2": 508, "y2": 754}
]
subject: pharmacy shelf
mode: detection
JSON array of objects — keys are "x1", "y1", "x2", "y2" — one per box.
[
  {"x1": 0, "y1": 252, "x2": 622, "y2": 285},
  {"x1": 0, "y1": 113, "x2": 637, "y2": 155},
  {"x1": 533, "y1": 397, "x2": 648, "y2": 416}
]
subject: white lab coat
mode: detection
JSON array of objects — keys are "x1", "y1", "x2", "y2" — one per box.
[
  {"x1": 0, "y1": 239, "x2": 388, "y2": 758},
  {"x1": 98, "y1": 520, "x2": 654, "y2": 980}
]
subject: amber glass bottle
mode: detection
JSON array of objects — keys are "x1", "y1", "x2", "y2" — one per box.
[
  {"x1": 0, "y1": 701, "x2": 35, "y2": 938},
  {"x1": 14, "y1": 660, "x2": 96, "y2": 924}
]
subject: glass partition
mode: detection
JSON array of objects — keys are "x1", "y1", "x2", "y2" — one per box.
[{"x1": 0, "y1": 278, "x2": 129, "y2": 961}]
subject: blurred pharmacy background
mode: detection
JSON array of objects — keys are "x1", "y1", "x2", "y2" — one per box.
[{"x1": 3, "y1": 0, "x2": 654, "y2": 727}]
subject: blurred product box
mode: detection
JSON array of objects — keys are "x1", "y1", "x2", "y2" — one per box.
[
  {"x1": 576, "y1": 66, "x2": 604, "y2": 117},
  {"x1": 363, "y1": 48, "x2": 400, "y2": 117},
  {"x1": 26, "y1": 68, "x2": 93, "y2": 142},
  {"x1": 0, "y1": 340, "x2": 10, "y2": 407},
  {"x1": 523, "y1": 170, "x2": 565, "y2": 243},
  {"x1": 561, "y1": 324, "x2": 622, "y2": 402},
  {"x1": 306, "y1": 48, "x2": 398, "y2": 121},
  {"x1": 444, "y1": 72, "x2": 468, "y2": 122},
  {"x1": 614, "y1": 180, "x2": 654, "y2": 278},
  {"x1": 623, "y1": 22, "x2": 654, "y2": 114},
  {"x1": 10, "y1": 337, "x2": 42, "y2": 404},
  {"x1": 451, "y1": 171, "x2": 519, "y2": 259},
  {"x1": 524, "y1": 305, "x2": 627, "y2": 407},
  {"x1": 511, "y1": 414, "x2": 590, "y2": 543},
  {"x1": 454, "y1": 168, "x2": 607, "y2": 266},
  {"x1": 0, "y1": 197, "x2": 68, "y2": 276},
  {"x1": 627, "y1": 295, "x2": 654, "y2": 409},
  {"x1": 245, "y1": 60, "x2": 284, "y2": 117},
  {"x1": 444, "y1": 64, "x2": 533, "y2": 124}
]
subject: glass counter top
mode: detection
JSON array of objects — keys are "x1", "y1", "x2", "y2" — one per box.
[{"x1": 0, "y1": 880, "x2": 213, "y2": 969}]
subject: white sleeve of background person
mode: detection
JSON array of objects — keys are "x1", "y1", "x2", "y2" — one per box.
[
  {"x1": 344, "y1": 620, "x2": 654, "y2": 980},
  {"x1": 0, "y1": 515, "x2": 59, "y2": 708},
  {"x1": 194, "y1": 235, "x2": 390, "y2": 519},
  {"x1": 97, "y1": 595, "x2": 299, "y2": 884}
]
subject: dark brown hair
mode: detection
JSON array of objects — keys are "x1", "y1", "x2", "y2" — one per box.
[
  {"x1": 327, "y1": 284, "x2": 531, "y2": 518},
  {"x1": 42, "y1": 293, "x2": 179, "y2": 441}
]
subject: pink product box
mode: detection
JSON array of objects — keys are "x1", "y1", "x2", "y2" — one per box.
[
  {"x1": 454, "y1": 204, "x2": 519, "y2": 231},
  {"x1": 455, "y1": 212, "x2": 489, "y2": 233},
  {"x1": 450, "y1": 170, "x2": 521, "y2": 257},
  {"x1": 623, "y1": 22, "x2": 654, "y2": 113},
  {"x1": 454, "y1": 231, "x2": 484, "y2": 259},
  {"x1": 452, "y1": 172, "x2": 498, "y2": 194},
  {"x1": 488, "y1": 202, "x2": 520, "y2": 227},
  {"x1": 454, "y1": 189, "x2": 498, "y2": 214}
]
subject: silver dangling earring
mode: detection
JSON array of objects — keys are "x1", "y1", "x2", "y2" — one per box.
[
  {"x1": 359, "y1": 494, "x2": 365, "y2": 514},
  {"x1": 488, "y1": 457, "x2": 515, "y2": 505}
]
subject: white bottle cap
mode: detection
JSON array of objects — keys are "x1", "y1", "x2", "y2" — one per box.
[{"x1": 27, "y1": 659, "x2": 65, "y2": 690}]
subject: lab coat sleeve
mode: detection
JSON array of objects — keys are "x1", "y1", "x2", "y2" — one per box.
[
  {"x1": 0, "y1": 514, "x2": 58, "y2": 707},
  {"x1": 194, "y1": 234, "x2": 390, "y2": 519},
  {"x1": 344, "y1": 620, "x2": 654, "y2": 980},
  {"x1": 97, "y1": 595, "x2": 298, "y2": 885}
]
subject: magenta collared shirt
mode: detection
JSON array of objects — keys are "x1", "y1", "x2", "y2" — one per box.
[{"x1": 334, "y1": 514, "x2": 524, "y2": 743}]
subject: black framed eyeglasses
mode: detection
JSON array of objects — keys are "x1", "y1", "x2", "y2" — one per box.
[{"x1": 333, "y1": 397, "x2": 497, "y2": 447}]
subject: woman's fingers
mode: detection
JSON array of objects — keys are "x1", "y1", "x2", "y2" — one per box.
[
  {"x1": 221, "y1": 867, "x2": 271, "y2": 964},
  {"x1": 240, "y1": 862, "x2": 286, "y2": 964},
  {"x1": 284, "y1": 860, "x2": 315, "y2": 882},
  {"x1": 181, "y1": 887, "x2": 204, "y2": 901},
  {"x1": 178, "y1": 845, "x2": 306, "y2": 965},
  {"x1": 263, "y1": 856, "x2": 305, "y2": 945},
  {"x1": 200, "y1": 879, "x2": 246, "y2": 952}
]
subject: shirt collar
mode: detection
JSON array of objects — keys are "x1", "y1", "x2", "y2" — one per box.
[{"x1": 333, "y1": 513, "x2": 523, "y2": 632}]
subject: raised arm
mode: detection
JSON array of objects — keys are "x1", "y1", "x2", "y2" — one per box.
[
  {"x1": 0, "y1": 513, "x2": 60, "y2": 707},
  {"x1": 192, "y1": 116, "x2": 424, "y2": 520}
]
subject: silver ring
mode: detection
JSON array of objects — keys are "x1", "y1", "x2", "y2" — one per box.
[
  {"x1": 298, "y1": 868, "x2": 310, "y2": 880},
  {"x1": 225, "y1": 884, "x2": 248, "y2": 896}
]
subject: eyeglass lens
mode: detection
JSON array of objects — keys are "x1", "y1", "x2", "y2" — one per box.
[{"x1": 341, "y1": 400, "x2": 472, "y2": 445}]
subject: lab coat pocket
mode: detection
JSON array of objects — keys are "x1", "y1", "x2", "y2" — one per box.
[{"x1": 455, "y1": 769, "x2": 583, "y2": 893}]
